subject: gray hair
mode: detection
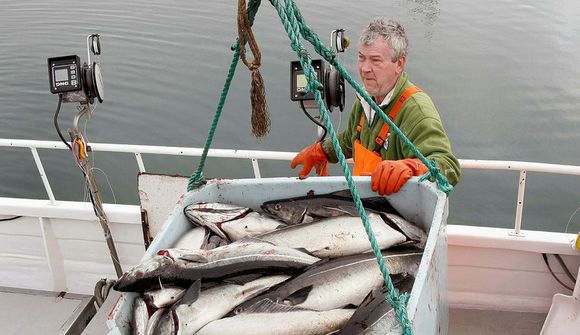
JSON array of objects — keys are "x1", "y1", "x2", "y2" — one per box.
[{"x1": 360, "y1": 18, "x2": 408, "y2": 62}]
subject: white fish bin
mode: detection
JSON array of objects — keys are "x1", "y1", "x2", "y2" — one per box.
[{"x1": 107, "y1": 176, "x2": 449, "y2": 334}]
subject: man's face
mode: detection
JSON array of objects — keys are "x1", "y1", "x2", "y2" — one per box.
[{"x1": 358, "y1": 38, "x2": 406, "y2": 101}]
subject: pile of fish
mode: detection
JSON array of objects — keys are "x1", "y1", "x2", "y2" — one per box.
[{"x1": 113, "y1": 190, "x2": 427, "y2": 335}]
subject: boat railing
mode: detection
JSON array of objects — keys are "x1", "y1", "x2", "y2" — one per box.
[{"x1": 1, "y1": 138, "x2": 580, "y2": 236}]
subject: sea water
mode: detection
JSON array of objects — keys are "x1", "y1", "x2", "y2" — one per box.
[{"x1": 0, "y1": 0, "x2": 579, "y2": 232}]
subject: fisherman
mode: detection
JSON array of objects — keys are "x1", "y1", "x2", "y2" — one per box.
[{"x1": 291, "y1": 18, "x2": 461, "y2": 195}]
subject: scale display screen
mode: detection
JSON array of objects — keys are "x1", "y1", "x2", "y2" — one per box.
[
  {"x1": 48, "y1": 55, "x2": 81, "y2": 94},
  {"x1": 290, "y1": 59, "x2": 324, "y2": 101},
  {"x1": 296, "y1": 73, "x2": 308, "y2": 93},
  {"x1": 54, "y1": 68, "x2": 69, "y2": 82}
]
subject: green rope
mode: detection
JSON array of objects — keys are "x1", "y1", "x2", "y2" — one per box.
[
  {"x1": 269, "y1": 0, "x2": 413, "y2": 333},
  {"x1": 188, "y1": 0, "x2": 451, "y2": 332},
  {"x1": 188, "y1": 0, "x2": 262, "y2": 191}
]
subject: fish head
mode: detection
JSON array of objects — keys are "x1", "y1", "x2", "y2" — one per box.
[
  {"x1": 113, "y1": 254, "x2": 173, "y2": 292},
  {"x1": 261, "y1": 201, "x2": 306, "y2": 225}
]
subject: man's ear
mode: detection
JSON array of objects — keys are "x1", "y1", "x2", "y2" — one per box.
[{"x1": 395, "y1": 56, "x2": 406, "y2": 75}]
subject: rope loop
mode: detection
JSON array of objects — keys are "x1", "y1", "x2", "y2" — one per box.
[{"x1": 238, "y1": 0, "x2": 270, "y2": 138}]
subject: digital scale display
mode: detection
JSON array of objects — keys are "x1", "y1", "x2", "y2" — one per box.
[
  {"x1": 48, "y1": 55, "x2": 81, "y2": 94},
  {"x1": 54, "y1": 68, "x2": 69, "y2": 82},
  {"x1": 296, "y1": 73, "x2": 308, "y2": 93},
  {"x1": 290, "y1": 59, "x2": 324, "y2": 101}
]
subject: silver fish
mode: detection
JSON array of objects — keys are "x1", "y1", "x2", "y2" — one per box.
[
  {"x1": 184, "y1": 202, "x2": 252, "y2": 239},
  {"x1": 196, "y1": 309, "x2": 355, "y2": 335},
  {"x1": 132, "y1": 296, "x2": 148, "y2": 335},
  {"x1": 221, "y1": 212, "x2": 287, "y2": 241},
  {"x1": 168, "y1": 239, "x2": 319, "y2": 279},
  {"x1": 256, "y1": 213, "x2": 406, "y2": 258},
  {"x1": 173, "y1": 226, "x2": 210, "y2": 249},
  {"x1": 261, "y1": 194, "x2": 362, "y2": 225},
  {"x1": 114, "y1": 254, "x2": 178, "y2": 292},
  {"x1": 337, "y1": 274, "x2": 415, "y2": 335},
  {"x1": 172, "y1": 275, "x2": 290, "y2": 334},
  {"x1": 260, "y1": 191, "x2": 400, "y2": 225},
  {"x1": 145, "y1": 308, "x2": 166, "y2": 335},
  {"x1": 237, "y1": 247, "x2": 422, "y2": 312},
  {"x1": 143, "y1": 286, "x2": 187, "y2": 309},
  {"x1": 114, "y1": 239, "x2": 318, "y2": 292}
]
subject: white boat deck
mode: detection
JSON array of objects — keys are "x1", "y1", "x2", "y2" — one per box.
[
  {"x1": 449, "y1": 309, "x2": 547, "y2": 335},
  {"x1": 0, "y1": 287, "x2": 95, "y2": 335}
]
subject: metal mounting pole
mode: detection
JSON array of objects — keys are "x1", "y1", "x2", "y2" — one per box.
[{"x1": 72, "y1": 104, "x2": 123, "y2": 278}]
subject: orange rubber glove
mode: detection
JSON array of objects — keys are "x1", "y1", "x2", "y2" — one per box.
[
  {"x1": 290, "y1": 142, "x2": 329, "y2": 178},
  {"x1": 370, "y1": 158, "x2": 429, "y2": 195}
]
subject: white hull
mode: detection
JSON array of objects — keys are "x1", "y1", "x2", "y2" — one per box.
[{"x1": 1, "y1": 139, "x2": 579, "y2": 334}]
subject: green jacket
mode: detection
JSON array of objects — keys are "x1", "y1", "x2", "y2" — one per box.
[{"x1": 323, "y1": 72, "x2": 461, "y2": 186}]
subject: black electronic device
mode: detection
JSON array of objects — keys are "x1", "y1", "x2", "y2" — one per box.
[
  {"x1": 47, "y1": 34, "x2": 104, "y2": 104},
  {"x1": 290, "y1": 59, "x2": 344, "y2": 112},
  {"x1": 48, "y1": 55, "x2": 82, "y2": 94},
  {"x1": 290, "y1": 59, "x2": 324, "y2": 102}
]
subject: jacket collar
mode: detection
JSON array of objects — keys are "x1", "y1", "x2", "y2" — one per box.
[{"x1": 357, "y1": 71, "x2": 408, "y2": 124}]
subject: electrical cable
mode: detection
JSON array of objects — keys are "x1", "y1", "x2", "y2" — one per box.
[
  {"x1": 0, "y1": 216, "x2": 22, "y2": 222},
  {"x1": 300, "y1": 100, "x2": 327, "y2": 142},
  {"x1": 542, "y1": 253, "x2": 574, "y2": 291},
  {"x1": 564, "y1": 204, "x2": 580, "y2": 234},
  {"x1": 54, "y1": 94, "x2": 72, "y2": 150},
  {"x1": 91, "y1": 167, "x2": 117, "y2": 204},
  {"x1": 553, "y1": 253, "x2": 577, "y2": 283}
]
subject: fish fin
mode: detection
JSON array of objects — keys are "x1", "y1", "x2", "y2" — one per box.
[
  {"x1": 200, "y1": 226, "x2": 211, "y2": 249},
  {"x1": 390, "y1": 272, "x2": 409, "y2": 285},
  {"x1": 342, "y1": 303, "x2": 359, "y2": 309},
  {"x1": 176, "y1": 280, "x2": 201, "y2": 306},
  {"x1": 207, "y1": 223, "x2": 230, "y2": 241},
  {"x1": 326, "y1": 205, "x2": 357, "y2": 216},
  {"x1": 178, "y1": 254, "x2": 209, "y2": 263},
  {"x1": 158, "y1": 277, "x2": 164, "y2": 290},
  {"x1": 328, "y1": 189, "x2": 353, "y2": 198},
  {"x1": 235, "y1": 237, "x2": 276, "y2": 245},
  {"x1": 285, "y1": 285, "x2": 314, "y2": 305},
  {"x1": 239, "y1": 298, "x2": 310, "y2": 314},
  {"x1": 379, "y1": 212, "x2": 426, "y2": 244},
  {"x1": 292, "y1": 247, "x2": 317, "y2": 257},
  {"x1": 379, "y1": 212, "x2": 408, "y2": 235},
  {"x1": 302, "y1": 213, "x2": 314, "y2": 223},
  {"x1": 222, "y1": 273, "x2": 264, "y2": 285},
  {"x1": 302, "y1": 256, "x2": 332, "y2": 270},
  {"x1": 359, "y1": 287, "x2": 385, "y2": 308}
]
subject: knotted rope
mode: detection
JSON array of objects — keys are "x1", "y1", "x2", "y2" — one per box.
[
  {"x1": 237, "y1": 0, "x2": 270, "y2": 138},
  {"x1": 187, "y1": 0, "x2": 262, "y2": 191}
]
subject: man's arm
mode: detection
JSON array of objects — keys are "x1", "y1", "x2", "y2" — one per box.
[{"x1": 400, "y1": 116, "x2": 461, "y2": 186}]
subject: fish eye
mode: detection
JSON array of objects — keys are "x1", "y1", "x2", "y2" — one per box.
[{"x1": 275, "y1": 204, "x2": 282, "y2": 210}]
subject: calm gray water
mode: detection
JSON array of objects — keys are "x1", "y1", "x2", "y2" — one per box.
[{"x1": 1, "y1": 0, "x2": 579, "y2": 233}]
